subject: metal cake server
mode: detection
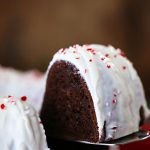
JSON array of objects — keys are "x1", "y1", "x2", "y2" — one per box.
[
  {"x1": 48, "y1": 129, "x2": 150, "y2": 150},
  {"x1": 76, "y1": 129, "x2": 150, "y2": 146}
]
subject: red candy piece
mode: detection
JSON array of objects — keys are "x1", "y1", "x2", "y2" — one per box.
[
  {"x1": 120, "y1": 51, "x2": 126, "y2": 57},
  {"x1": 105, "y1": 54, "x2": 109, "y2": 57},
  {"x1": 21, "y1": 96, "x2": 27, "y2": 101},
  {"x1": 75, "y1": 57, "x2": 80, "y2": 60},
  {"x1": 101, "y1": 57, "x2": 105, "y2": 61},
  {"x1": 114, "y1": 94, "x2": 117, "y2": 97},
  {"x1": 1, "y1": 104, "x2": 5, "y2": 110},
  {"x1": 87, "y1": 48, "x2": 96, "y2": 55},
  {"x1": 107, "y1": 65, "x2": 111, "y2": 68},
  {"x1": 112, "y1": 99, "x2": 117, "y2": 104},
  {"x1": 89, "y1": 59, "x2": 92, "y2": 62},
  {"x1": 123, "y1": 66, "x2": 126, "y2": 70},
  {"x1": 87, "y1": 48, "x2": 92, "y2": 51}
]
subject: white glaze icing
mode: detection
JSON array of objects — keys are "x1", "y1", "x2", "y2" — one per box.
[
  {"x1": 0, "y1": 96, "x2": 49, "y2": 150},
  {"x1": 0, "y1": 67, "x2": 46, "y2": 112},
  {"x1": 48, "y1": 44, "x2": 150, "y2": 141}
]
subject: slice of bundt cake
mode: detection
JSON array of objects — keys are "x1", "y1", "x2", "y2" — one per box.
[{"x1": 41, "y1": 44, "x2": 150, "y2": 143}]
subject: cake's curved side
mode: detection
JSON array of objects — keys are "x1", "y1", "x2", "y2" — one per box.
[{"x1": 90, "y1": 44, "x2": 150, "y2": 123}]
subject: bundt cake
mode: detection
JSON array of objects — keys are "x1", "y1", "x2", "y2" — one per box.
[
  {"x1": 0, "y1": 96, "x2": 49, "y2": 149},
  {"x1": 41, "y1": 44, "x2": 150, "y2": 143},
  {"x1": 0, "y1": 66, "x2": 46, "y2": 112}
]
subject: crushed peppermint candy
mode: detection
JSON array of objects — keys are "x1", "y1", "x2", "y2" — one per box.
[
  {"x1": 89, "y1": 59, "x2": 92, "y2": 62},
  {"x1": 105, "y1": 54, "x2": 109, "y2": 57},
  {"x1": 21, "y1": 96, "x2": 27, "y2": 101},
  {"x1": 114, "y1": 93, "x2": 117, "y2": 97},
  {"x1": 120, "y1": 51, "x2": 126, "y2": 57},
  {"x1": 107, "y1": 64, "x2": 111, "y2": 69},
  {"x1": 122, "y1": 66, "x2": 126, "y2": 70},
  {"x1": 112, "y1": 99, "x2": 117, "y2": 104},
  {"x1": 87, "y1": 48, "x2": 96, "y2": 55},
  {"x1": 101, "y1": 57, "x2": 105, "y2": 61}
]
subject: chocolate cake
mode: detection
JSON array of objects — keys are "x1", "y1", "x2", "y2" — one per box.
[{"x1": 41, "y1": 44, "x2": 150, "y2": 143}]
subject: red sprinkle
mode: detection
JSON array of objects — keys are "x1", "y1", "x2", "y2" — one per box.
[
  {"x1": 107, "y1": 65, "x2": 111, "y2": 68},
  {"x1": 112, "y1": 99, "x2": 117, "y2": 104},
  {"x1": 21, "y1": 96, "x2": 27, "y2": 101},
  {"x1": 39, "y1": 121, "x2": 42, "y2": 124},
  {"x1": 87, "y1": 48, "x2": 92, "y2": 51},
  {"x1": 105, "y1": 54, "x2": 109, "y2": 57},
  {"x1": 123, "y1": 66, "x2": 126, "y2": 70},
  {"x1": 84, "y1": 69, "x2": 88, "y2": 74},
  {"x1": 89, "y1": 59, "x2": 92, "y2": 62},
  {"x1": 120, "y1": 51, "x2": 126, "y2": 57},
  {"x1": 75, "y1": 57, "x2": 80, "y2": 60},
  {"x1": 60, "y1": 48, "x2": 64, "y2": 53},
  {"x1": 1, "y1": 104, "x2": 5, "y2": 110},
  {"x1": 8, "y1": 95, "x2": 12, "y2": 98},
  {"x1": 101, "y1": 57, "x2": 105, "y2": 61},
  {"x1": 87, "y1": 48, "x2": 96, "y2": 55},
  {"x1": 113, "y1": 93, "x2": 117, "y2": 97}
]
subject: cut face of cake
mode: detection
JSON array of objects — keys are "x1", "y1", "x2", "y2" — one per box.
[
  {"x1": 41, "y1": 44, "x2": 150, "y2": 143},
  {"x1": 0, "y1": 96, "x2": 49, "y2": 150}
]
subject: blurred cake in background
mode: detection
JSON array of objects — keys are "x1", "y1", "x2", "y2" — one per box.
[
  {"x1": 0, "y1": 96, "x2": 49, "y2": 150},
  {"x1": 0, "y1": 66, "x2": 45, "y2": 112}
]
